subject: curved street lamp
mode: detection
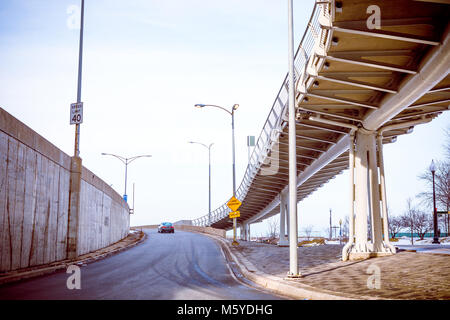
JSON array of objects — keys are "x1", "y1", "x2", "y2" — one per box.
[
  {"x1": 189, "y1": 141, "x2": 214, "y2": 226},
  {"x1": 430, "y1": 160, "x2": 440, "y2": 244},
  {"x1": 195, "y1": 103, "x2": 240, "y2": 245},
  {"x1": 101, "y1": 153, "x2": 152, "y2": 202}
]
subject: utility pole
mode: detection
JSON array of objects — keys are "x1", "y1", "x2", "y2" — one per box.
[
  {"x1": 329, "y1": 209, "x2": 332, "y2": 240},
  {"x1": 430, "y1": 160, "x2": 440, "y2": 244},
  {"x1": 73, "y1": 0, "x2": 84, "y2": 157},
  {"x1": 287, "y1": 0, "x2": 299, "y2": 277}
]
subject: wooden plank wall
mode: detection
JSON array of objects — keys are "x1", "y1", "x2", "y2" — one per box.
[
  {"x1": 0, "y1": 131, "x2": 70, "y2": 272},
  {"x1": 0, "y1": 108, "x2": 130, "y2": 273}
]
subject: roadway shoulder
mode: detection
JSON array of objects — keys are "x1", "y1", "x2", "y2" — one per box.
[
  {"x1": 0, "y1": 230, "x2": 146, "y2": 285},
  {"x1": 193, "y1": 231, "x2": 376, "y2": 300}
]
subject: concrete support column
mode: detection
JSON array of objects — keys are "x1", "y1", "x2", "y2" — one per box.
[
  {"x1": 347, "y1": 130, "x2": 394, "y2": 260},
  {"x1": 286, "y1": 193, "x2": 290, "y2": 240},
  {"x1": 377, "y1": 135, "x2": 396, "y2": 253},
  {"x1": 342, "y1": 133, "x2": 355, "y2": 261},
  {"x1": 240, "y1": 223, "x2": 249, "y2": 241},
  {"x1": 67, "y1": 156, "x2": 82, "y2": 259},
  {"x1": 278, "y1": 192, "x2": 289, "y2": 246}
]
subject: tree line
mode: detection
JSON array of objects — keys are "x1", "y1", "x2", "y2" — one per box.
[{"x1": 389, "y1": 127, "x2": 450, "y2": 241}]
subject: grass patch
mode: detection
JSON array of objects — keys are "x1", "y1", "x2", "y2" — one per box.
[{"x1": 298, "y1": 238, "x2": 325, "y2": 246}]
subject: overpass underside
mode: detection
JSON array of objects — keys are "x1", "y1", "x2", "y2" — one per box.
[{"x1": 193, "y1": 0, "x2": 449, "y2": 260}]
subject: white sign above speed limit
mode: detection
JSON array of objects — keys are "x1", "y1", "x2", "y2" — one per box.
[{"x1": 70, "y1": 102, "x2": 83, "y2": 125}]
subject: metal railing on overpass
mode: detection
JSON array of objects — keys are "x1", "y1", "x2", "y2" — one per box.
[
  {"x1": 192, "y1": 1, "x2": 329, "y2": 227},
  {"x1": 193, "y1": 0, "x2": 450, "y2": 230}
]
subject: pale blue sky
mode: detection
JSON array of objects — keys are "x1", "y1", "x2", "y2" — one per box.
[{"x1": 1, "y1": 1, "x2": 448, "y2": 237}]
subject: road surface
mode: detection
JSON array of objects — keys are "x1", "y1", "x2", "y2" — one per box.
[
  {"x1": 0, "y1": 229, "x2": 283, "y2": 300},
  {"x1": 396, "y1": 244, "x2": 450, "y2": 255}
]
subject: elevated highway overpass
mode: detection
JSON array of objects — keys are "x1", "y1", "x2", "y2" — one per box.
[{"x1": 192, "y1": 0, "x2": 450, "y2": 261}]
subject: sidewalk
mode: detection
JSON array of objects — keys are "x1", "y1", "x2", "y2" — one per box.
[
  {"x1": 0, "y1": 230, "x2": 146, "y2": 285},
  {"x1": 215, "y1": 237, "x2": 450, "y2": 300}
]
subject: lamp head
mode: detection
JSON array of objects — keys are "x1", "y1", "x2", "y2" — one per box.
[
  {"x1": 232, "y1": 104, "x2": 239, "y2": 110},
  {"x1": 195, "y1": 104, "x2": 205, "y2": 108},
  {"x1": 430, "y1": 160, "x2": 436, "y2": 173}
]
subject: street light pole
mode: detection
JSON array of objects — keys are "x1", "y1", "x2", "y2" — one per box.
[
  {"x1": 101, "y1": 153, "x2": 152, "y2": 202},
  {"x1": 232, "y1": 109, "x2": 236, "y2": 195},
  {"x1": 231, "y1": 108, "x2": 238, "y2": 245},
  {"x1": 287, "y1": 0, "x2": 299, "y2": 277},
  {"x1": 189, "y1": 141, "x2": 214, "y2": 226},
  {"x1": 74, "y1": 0, "x2": 84, "y2": 157},
  {"x1": 209, "y1": 146, "x2": 211, "y2": 226},
  {"x1": 194, "y1": 103, "x2": 239, "y2": 245},
  {"x1": 124, "y1": 160, "x2": 128, "y2": 199},
  {"x1": 430, "y1": 160, "x2": 440, "y2": 244},
  {"x1": 329, "y1": 209, "x2": 332, "y2": 240}
]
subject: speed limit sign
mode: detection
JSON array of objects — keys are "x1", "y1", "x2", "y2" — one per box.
[{"x1": 70, "y1": 102, "x2": 83, "y2": 124}]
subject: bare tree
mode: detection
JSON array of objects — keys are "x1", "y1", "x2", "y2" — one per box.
[
  {"x1": 412, "y1": 209, "x2": 432, "y2": 240},
  {"x1": 302, "y1": 225, "x2": 314, "y2": 240},
  {"x1": 417, "y1": 159, "x2": 450, "y2": 235},
  {"x1": 388, "y1": 215, "x2": 403, "y2": 239},
  {"x1": 400, "y1": 199, "x2": 432, "y2": 241},
  {"x1": 445, "y1": 126, "x2": 450, "y2": 161},
  {"x1": 323, "y1": 227, "x2": 331, "y2": 239},
  {"x1": 417, "y1": 126, "x2": 450, "y2": 235},
  {"x1": 342, "y1": 216, "x2": 349, "y2": 239},
  {"x1": 266, "y1": 216, "x2": 279, "y2": 239},
  {"x1": 400, "y1": 198, "x2": 416, "y2": 245}
]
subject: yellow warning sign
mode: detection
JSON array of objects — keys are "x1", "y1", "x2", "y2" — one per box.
[
  {"x1": 229, "y1": 211, "x2": 240, "y2": 219},
  {"x1": 227, "y1": 196, "x2": 242, "y2": 212}
]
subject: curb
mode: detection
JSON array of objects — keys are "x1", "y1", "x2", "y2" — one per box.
[
  {"x1": 197, "y1": 232, "x2": 377, "y2": 300},
  {"x1": 0, "y1": 231, "x2": 146, "y2": 286}
]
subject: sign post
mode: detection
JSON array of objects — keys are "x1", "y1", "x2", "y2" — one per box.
[{"x1": 227, "y1": 196, "x2": 242, "y2": 245}]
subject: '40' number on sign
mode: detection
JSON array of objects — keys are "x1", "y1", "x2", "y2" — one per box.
[{"x1": 70, "y1": 102, "x2": 83, "y2": 125}]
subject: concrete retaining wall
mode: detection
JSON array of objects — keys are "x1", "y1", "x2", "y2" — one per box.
[
  {"x1": 78, "y1": 166, "x2": 130, "y2": 255},
  {"x1": 0, "y1": 107, "x2": 129, "y2": 272}
]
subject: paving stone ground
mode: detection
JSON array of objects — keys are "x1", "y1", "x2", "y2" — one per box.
[{"x1": 234, "y1": 241, "x2": 450, "y2": 300}]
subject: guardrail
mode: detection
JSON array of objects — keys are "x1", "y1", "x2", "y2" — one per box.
[{"x1": 193, "y1": 1, "x2": 331, "y2": 227}]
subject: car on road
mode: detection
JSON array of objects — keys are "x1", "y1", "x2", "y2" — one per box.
[{"x1": 158, "y1": 222, "x2": 175, "y2": 233}]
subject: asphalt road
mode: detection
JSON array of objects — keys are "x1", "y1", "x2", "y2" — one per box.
[
  {"x1": 0, "y1": 229, "x2": 283, "y2": 300},
  {"x1": 396, "y1": 244, "x2": 450, "y2": 254}
]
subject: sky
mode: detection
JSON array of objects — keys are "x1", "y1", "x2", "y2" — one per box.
[{"x1": 1, "y1": 0, "x2": 448, "y2": 238}]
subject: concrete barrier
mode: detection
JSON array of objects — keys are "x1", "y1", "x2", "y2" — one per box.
[
  {"x1": 176, "y1": 225, "x2": 226, "y2": 238},
  {"x1": 0, "y1": 107, "x2": 130, "y2": 272}
]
